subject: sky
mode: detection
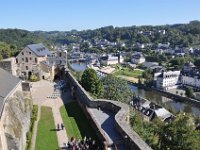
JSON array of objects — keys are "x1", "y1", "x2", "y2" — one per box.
[{"x1": 0, "y1": 0, "x2": 199, "y2": 31}]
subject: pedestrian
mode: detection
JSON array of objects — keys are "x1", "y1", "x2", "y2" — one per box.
[
  {"x1": 57, "y1": 123, "x2": 60, "y2": 131},
  {"x1": 61, "y1": 123, "x2": 64, "y2": 130}
]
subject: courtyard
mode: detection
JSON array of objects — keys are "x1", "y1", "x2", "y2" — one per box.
[{"x1": 30, "y1": 80, "x2": 101, "y2": 149}]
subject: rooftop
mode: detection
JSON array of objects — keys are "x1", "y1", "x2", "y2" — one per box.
[
  {"x1": 0, "y1": 68, "x2": 21, "y2": 115},
  {"x1": 27, "y1": 43, "x2": 51, "y2": 57}
]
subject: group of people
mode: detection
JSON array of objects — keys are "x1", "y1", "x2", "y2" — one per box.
[
  {"x1": 64, "y1": 136, "x2": 100, "y2": 150},
  {"x1": 57, "y1": 123, "x2": 64, "y2": 131}
]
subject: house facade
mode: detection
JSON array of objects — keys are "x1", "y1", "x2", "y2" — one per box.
[
  {"x1": 16, "y1": 43, "x2": 51, "y2": 79},
  {"x1": 48, "y1": 49, "x2": 67, "y2": 67},
  {"x1": 180, "y1": 62, "x2": 200, "y2": 89},
  {"x1": 100, "y1": 54, "x2": 124, "y2": 65},
  {"x1": 155, "y1": 71, "x2": 180, "y2": 90}
]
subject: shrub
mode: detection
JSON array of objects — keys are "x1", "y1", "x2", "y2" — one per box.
[
  {"x1": 30, "y1": 74, "x2": 39, "y2": 82},
  {"x1": 26, "y1": 105, "x2": 38, "y2": 150}
]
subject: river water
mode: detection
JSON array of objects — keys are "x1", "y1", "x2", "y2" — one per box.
[{"x1": 69, "y1": 62, "x2": 200, "y2": 116}]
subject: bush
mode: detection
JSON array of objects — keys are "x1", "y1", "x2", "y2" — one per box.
[
  {"x1": 30, "y1": 74, "x2": 39, "y2": 82},
  {"x1": 26, "y1": 105, "x2": 38, "y2": 150}
]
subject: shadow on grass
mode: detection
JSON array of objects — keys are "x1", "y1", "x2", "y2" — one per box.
[
  {"x1": 63, "y1": 102, "x2": 98, "y2": 140},
  {"x1": 50, "y1": 128, "x2": 59, "y2": 132}
]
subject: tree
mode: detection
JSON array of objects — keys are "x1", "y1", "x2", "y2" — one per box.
[
  {"x1": 30, "y1": 74, "x2": 39, "y2": 82},
  {"x1": 194, "y1": 58, "x2": 200, "y2": 68},
  {"x1": 185, "y1": 87, "x2": 194, "y2": 98},
  {"x1": 158, "y1": 113, "x2": 200, "y2": 150},
  {"x1": 102, "y1": 74, "x2": 132, "y2": 102},
  {"x1": 81, "y1": 68, "x2": 103, "y2": 97},
  {"x1": 142, "y1": 69, "x2": 153, "y2": 87}
]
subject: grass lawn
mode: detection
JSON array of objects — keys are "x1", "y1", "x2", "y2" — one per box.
[
  {"x1": 114, "y1": 67, "x2": 144, "y2": 78},
  {"x1": 60, "y1": 102, "x2": 98, "y2": 140},
  {"x1": 35, "y1": 106, "x2": 58, "y2": 150}
]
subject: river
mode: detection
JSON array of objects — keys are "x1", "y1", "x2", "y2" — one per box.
[{"x1": 69, "y1": 62, "x2": 200, "y2": 116}]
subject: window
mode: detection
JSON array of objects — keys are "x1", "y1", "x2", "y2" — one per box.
[
  {"x1": 26, "y1": 57, "x2": 28, "y2": 62},
  {"x1": 16, "y1": 58, "x2": 18, "y2": 64},
  {"x1": 22, "y1": 58, "x2": 24, "y2": 61},
  {"x1": 35, "y1": 58, "x2": 37, "y2": 63},
  {"x1": 30, "y1": 57, "x2": 32, "y2": 60},
  {"x1": 29, "y1": 52, "x2": 31, "y2": 55},
  {"x1": 26, "y1": 66, "x2": 28, "y2": 70},
  {"x1": 22, "y1": 52, "x2": 24, "y2": 55}
]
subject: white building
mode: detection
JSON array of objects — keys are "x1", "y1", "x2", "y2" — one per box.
[
  {"x1": 155, "y1": 71, "x2": 180, "y2": 90},
  {"x1": 181, "y1": 75, "x2": 200, "y2": 88},
  {"x1": 181, "y1": 62, "x2": 200, "y2": 89},
  {"x1": 131, "y1": 52, "x2": 145, "y2": 64},
  {"x1": 100, "y1": 54, "x2": 124, "y2": 65}
]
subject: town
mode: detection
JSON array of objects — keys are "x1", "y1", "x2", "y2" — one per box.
[{"x1": 0, "y1": 1, "x2": 200, "y2": 149}]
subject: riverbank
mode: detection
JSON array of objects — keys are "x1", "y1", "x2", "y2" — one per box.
[{"x1": 129, "y1": 82, "x2": 200, "y2": 107}]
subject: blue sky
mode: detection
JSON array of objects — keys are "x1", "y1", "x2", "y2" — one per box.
[{"x1": 0, "y1": 0, "x2": 199, "y2": 31}]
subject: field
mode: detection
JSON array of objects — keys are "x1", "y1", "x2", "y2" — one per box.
[
  {"x1": 35, "y1": 106, "x2": 58, "y2": 150},
  {"x1": 114, "y1": 67, "x2": 144, "y2": 78}
]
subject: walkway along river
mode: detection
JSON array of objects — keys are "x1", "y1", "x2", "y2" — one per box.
[{"x1": 69, "y1": 62, "x2": 200, "y2": 116}]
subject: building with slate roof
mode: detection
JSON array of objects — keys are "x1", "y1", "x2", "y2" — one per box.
[
  {"x1": 15, "y1": 43, "x2": 54, "y2": 80},
  {"x1": 0, "y1": 68, "x2": 22, "y2": 117},
  {"x1": 14, "y1": 43, "x2": 67, "y2": 80},
  {"x1": 131, "y1": 52, "x2": 145, "y2": 64}
]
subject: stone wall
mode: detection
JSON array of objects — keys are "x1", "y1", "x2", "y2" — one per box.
[
  {"x1": 1, "y1": 91, "x2": 32, "y2": 150},
  {"x1": 65, "y1": 71, "x2": 152, "y2": 150},
  {"x1": 0, "y1": 60, "x2": 13, "y2": 75}
]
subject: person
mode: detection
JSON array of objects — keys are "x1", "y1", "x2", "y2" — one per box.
[
  {"x1": 61, "y1": 123, "x2": 64, "y2": 130},
  {"x1": 57, "y1": 123, "x2": 60, "y2": 131}
]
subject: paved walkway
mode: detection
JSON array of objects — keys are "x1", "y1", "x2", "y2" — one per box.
[
  {"x1": 31, "y1": 80, "x2": 72, "y2": 149},
  {"x1": 88, "y1": 108, "x2": 126, "y2": 150}
]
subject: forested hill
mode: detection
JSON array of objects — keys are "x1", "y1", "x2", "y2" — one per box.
[
  {"x1": 34, "y1": 20, "x2": 200, "y2": 47},
  {"x1": 0, "y1": 29, "x2": 53, "y2": 59},
  {"x1": 0, "y1": 20, "x2": 200, "y2": 59}
]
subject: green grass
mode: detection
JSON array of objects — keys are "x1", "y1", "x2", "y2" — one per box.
[
  {"x1": 26, "y1": 105, "x2": 38, "y2": 150},
  {"x1": 60, "y1": 102, "x2": 97, "y2": 140},
  {"x1": 114, "y1": 67, "x2": 144, "y2": 78},
  {"x1": 35, "y1": 106, "x2": 58, "y2": 150}
]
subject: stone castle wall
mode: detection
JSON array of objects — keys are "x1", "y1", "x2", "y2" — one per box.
[
  {"x1": 65, "y1": 71, "x2": 152, "y2": 150},
  {"x1": 0, "y1": 61, "x2": 12, "y2": 74},
  {"x1": 1, "y1": 91, "x2": 32, "y2": 150}
]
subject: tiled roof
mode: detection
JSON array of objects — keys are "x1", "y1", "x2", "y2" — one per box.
[
  {"x1": 27, "y1": 43, "x2": 51, "y2": 57},
  {"x1": 0, "y1": 68, "x2": 21, "y2": 116}
]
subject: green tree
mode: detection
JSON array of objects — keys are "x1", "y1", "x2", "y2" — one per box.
[
  {"x1": 142, "y1": 69, "x2": 153, "y2": 87},
  {"x1": 102, "y1": 74, "x2": 132, "y2": 102},
  {"x1": 194, "y1": 58, "x2": 200, "y2": 68},
  {"x1": 81, "y1": 68, "x2": 103, "y2": 97},
  {"x1": 185, "y1": 87, "x2": 194, "y2": 98},
  {"x1": 158, "y1": 113, "x2": 200, "y2": 150}
]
